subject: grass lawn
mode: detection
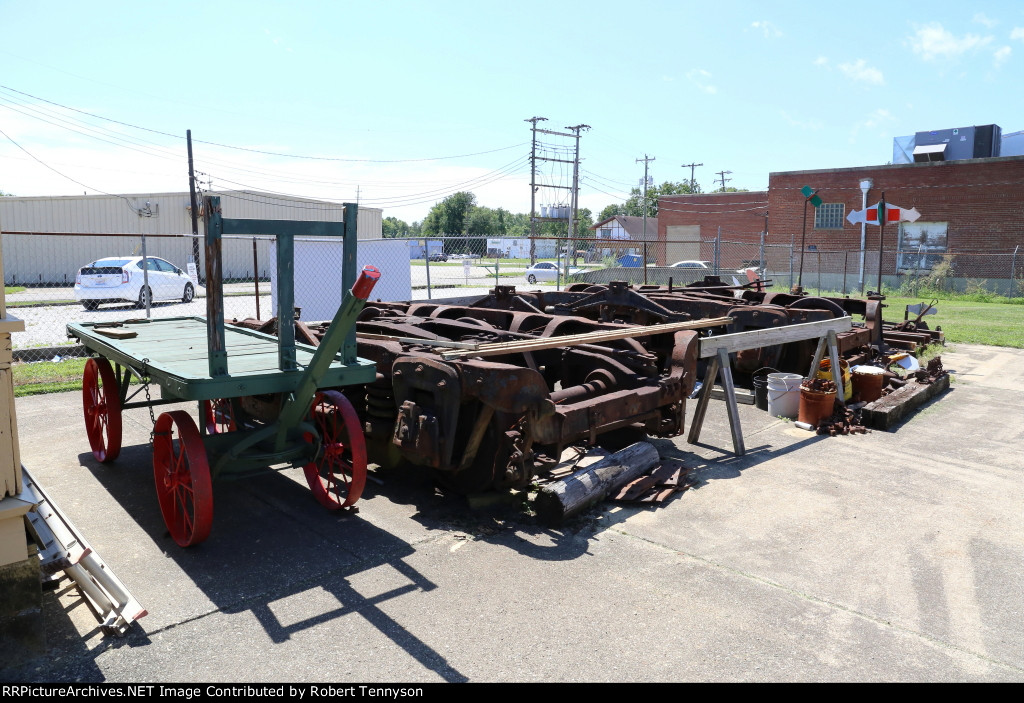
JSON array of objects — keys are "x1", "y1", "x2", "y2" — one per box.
[
  {"x1": 5, "y1": 286, "x2": 25, "y2": 294},
  {"x1": 13, "y1": 357, "x2": 88, "y2": 397},
  {"x1": 881, "y1": 295, "x2": 1024, "y2": 348}
]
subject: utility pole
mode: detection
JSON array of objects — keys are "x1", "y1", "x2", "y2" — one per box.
[
  {"x1": 566, "y1": 124, "x2": 590, "y2": 266},
  {"x1": 187, "y1": 130, "x2": 203, "y2": 284},
  {"x1": 681, "y1": 161, "x2": 702, "y2": 192},
  {"x1": 636, "y1": 154, "x2": 655, "y2": 259},
  {"x1": 715, "y1": 170, "x2": 732, "y2": 192},
  {"x1": 525, "y1": 116, "x2": 547, "y2": 265},
  {"x1": 527, "y1": 118, "x2": 586, "y2": 270}
]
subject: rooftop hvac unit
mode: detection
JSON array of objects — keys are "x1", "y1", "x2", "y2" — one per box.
[{"x1": 913, "y1": 124, "x2": 1001, "y2": 162}]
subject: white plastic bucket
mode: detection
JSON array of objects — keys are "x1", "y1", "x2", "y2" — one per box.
[{"x1": 767, "y1": 372, "x2": 802, "y2": 419}]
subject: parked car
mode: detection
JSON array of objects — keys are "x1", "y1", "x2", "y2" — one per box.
[
  {"x1": 428, "y1": 252, "x2": 449, "y2": 262},
  {"x1": 524, "y1": 261, "x2": 559, "y2": 283},
  {"x1": 523, "y1": 261, "x2": 583, "y2": 284},
  {"x1": 669, "y1": 260, "x2": 711, "y2": 269},
  {"x1": 74, "y1": 256, "x2": 195, "y2": 310}
]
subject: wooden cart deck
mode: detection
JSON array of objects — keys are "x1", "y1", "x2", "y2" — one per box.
[{"x1": 67, "y1": 316, "x2": 376, "y2": 401}]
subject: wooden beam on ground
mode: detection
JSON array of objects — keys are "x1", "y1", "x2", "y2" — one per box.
[{"x1": 860, "y1": 374, "x2": 950, "y2": 430}]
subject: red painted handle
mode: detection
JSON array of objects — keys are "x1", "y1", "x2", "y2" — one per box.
[{"x1": 351, "y1": 265, "x2": 381, "y2": 300}]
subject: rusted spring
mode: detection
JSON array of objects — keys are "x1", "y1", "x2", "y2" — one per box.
[{"x1": 365, "y1": 383, "x2": 395, "y2": 420}]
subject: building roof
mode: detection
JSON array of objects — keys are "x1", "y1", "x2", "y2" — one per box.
[{"x1": 590, "y1": 215, "x2": 659, "y2": 241}]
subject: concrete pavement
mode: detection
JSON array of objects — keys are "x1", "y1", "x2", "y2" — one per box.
[{"x1": 3, "y1": 343, "x2": 1023, "y2": 682}]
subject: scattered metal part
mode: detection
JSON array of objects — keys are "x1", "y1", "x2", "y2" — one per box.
[{"x1": 608, "y1": 460, "x2": 693, "y2": 503}]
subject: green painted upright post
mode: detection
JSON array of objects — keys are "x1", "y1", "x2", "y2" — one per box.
[
  {"x1": 342, "y1": 203, "x2": 358, "y2": 364},
  {"x1": 204, "y1": 196, "x2": 228, "y2": 377},
  {"x1": 277, "y1": 232, "x2": 296, "y2": 371}
]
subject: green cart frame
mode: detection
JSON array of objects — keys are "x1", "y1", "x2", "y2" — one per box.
[{"x1": 67, "y1": 197, "x2": 379, "y2": 547}]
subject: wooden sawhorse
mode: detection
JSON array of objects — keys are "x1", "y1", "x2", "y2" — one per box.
[{"x1": 686, "y1": 317, "x2": 854, "y2": 455}]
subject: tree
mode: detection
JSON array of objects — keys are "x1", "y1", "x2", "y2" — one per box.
[
  {"x1": 382, "y1": 216, "x2": 411, "y2": 237},
  {"x1": 598, "y1": 203, "x2": 625, "y2": 222},
  {"x1": 623, "y1": 181, "x2": 699, "y2": 218},
  {"x1": 574, "y1": 207, "x2": 594, "y2": 239},
  {"x1": 422, "y1": 191, "x2": 476, "y2": 236},
  {"x1": 466, "y1": 206, "x2": 499, "y2": 237}
]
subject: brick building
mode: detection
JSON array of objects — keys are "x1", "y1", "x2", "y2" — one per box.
[
  {"x1": 656, "y1": 191, "x2": 768, "y2": 266},
  {"x1": 658, "y1": 155, "x2": 1024, "y2": 287}
]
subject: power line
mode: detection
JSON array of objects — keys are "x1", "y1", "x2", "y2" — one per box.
[
  {"x1": 0, "y1": 126, "x2": 142, "y2": 214},
  {"x1": 0, "y1": 83, "x2": 528, "y2": 163}
]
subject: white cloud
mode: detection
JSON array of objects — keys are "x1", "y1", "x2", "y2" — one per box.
[
  {"x1": 908, "y1": 22, "x2": 993, "y2": 60},
  {"x1": 1012, "y1": 27, "x2": 1024, "y2": 41},
  {"x1": 838, "y1": 59, "x2": 885, "y2": 85},
  {"x1": 813, "y1": 56, "x2": 828, "y2": 67},
  {"x1": 863, "y1": 108, "x2": 893, "y2": 129},
  {"x1": 994, "y1": 46, "x2": 1011, "y2": 67},
  {"x1": 850, "y1": 108, "x2": 895, "y2": 142},
  {"x1": 751, "y1": 20, "x2": 782, "y2": 38},
  {"x1": 973, "y1": 13, "x2": 998, "y2": 29},
  {"x1": 686, "y1": 69, "x2": 717, "y2": 94},
  {"x1": 780, "y1": 110, "x2": 823, "y2": 131}
]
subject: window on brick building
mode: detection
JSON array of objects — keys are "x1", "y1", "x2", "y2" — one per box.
[
  {"x1": 897, "y1": 222, "x2": 948, "y2": 270},
  {"x1": 814, "y1": 203, "x2": 845, "y2": 229}
]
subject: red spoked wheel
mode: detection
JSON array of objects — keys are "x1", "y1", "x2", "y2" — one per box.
[
  {"x1": 82, "y1": 358, "x2": 122, "y2": 463},
  {"x1": 202, "y1": 398, "x2": 237, "y2": 435},
  {"x1": 153, "y1": 411, "x2": 213, "y2": 547},
  {"x1": 303, "y1": 391, "x2": 367, "y2": 509}
]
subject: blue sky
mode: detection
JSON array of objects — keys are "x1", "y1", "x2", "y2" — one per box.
[{"x1": 1, "y1": 1, "x2": 1022, "y2": 224}]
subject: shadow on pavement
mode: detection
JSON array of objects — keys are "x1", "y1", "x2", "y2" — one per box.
[{"x1": 18, "y1": 443, "x2": 471, "y2": 683}]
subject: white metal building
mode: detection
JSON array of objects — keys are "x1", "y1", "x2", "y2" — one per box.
[{"x1": 0, "y1": 191, "x2": 382, "y2": 284}]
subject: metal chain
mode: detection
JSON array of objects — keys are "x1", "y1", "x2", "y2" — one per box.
[{"x1": 140, "y1": 358, "x2": 157, "y2": 445}]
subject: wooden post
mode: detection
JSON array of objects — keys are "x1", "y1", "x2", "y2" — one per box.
[
  {"x1": 686, "y1": 348, "x2": 745, "y2": 455},
  {"x1": 342, "y1": 204, "x2": 358, "y2": 364},
  {"x1": 717, "y1": 347, "x2": 745, "y2": 455},
  {"x1": 686, "y1": 352, "x2": 720, "y2": 445},
  {"x1": 203, "y1": 195, "x2": 228, "y2": 377},
  {"x1": 534, "y1": 442, "x2": 660, "y2": 525}
]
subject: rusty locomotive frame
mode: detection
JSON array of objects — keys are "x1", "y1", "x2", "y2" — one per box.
[{"x1": 230, "y1": 277, "x2": 942, "y2": 494}]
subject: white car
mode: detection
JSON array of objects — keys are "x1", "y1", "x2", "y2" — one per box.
[
  {"x1": 74, "y1": 256, "x2": 196, "y2": 310},
  {"x1": 669, "y1": 260, "x2": 711, "y2": 269},
  {"x1": 524, "y1": 261, "x2": 560, "y2": 284}
]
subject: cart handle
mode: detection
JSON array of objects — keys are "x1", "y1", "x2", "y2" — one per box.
[{"x1": 352, "y1": 265, "x2": 381, "y2": 301}]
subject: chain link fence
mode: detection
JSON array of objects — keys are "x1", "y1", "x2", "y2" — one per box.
[{"x1": 4, "y1": 230, "x2": 1023, "y2": 363}]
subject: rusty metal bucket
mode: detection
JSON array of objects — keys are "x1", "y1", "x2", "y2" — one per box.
[{"x1": 798, "y1": 388, "x2": 836, "y2": 427}]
